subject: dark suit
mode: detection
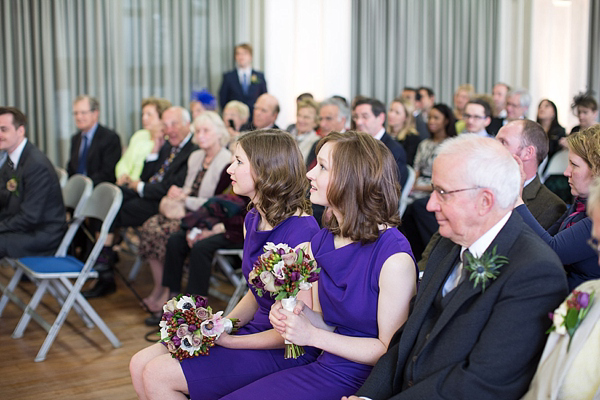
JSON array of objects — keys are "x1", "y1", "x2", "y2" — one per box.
[
  {"x1": 67, "y1": 124, "x2": 122, "y2": 185},
  {"x1": 356, "y1": 212, "x2": 568, "y2": 399},
  {"x1": 415, "y1": 112, "x2": 429, "y2": 141},
  {"x1": 0, "y1": 141, "x2": 66, "y2": 257},
  {"x1": 111, "y1": 138, "x2": 198, "y2": 231},
  {"x1": 486, "y1": 117, "x2": 504, "y2": 136},
  {"x1": 381, "y1": 132, "x2": 408, "y2": 189},
  {"x1": 218, "y1": 69, "x2": 267, "y2": 118}
]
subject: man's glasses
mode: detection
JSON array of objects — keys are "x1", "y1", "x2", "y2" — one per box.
[{"x1": 431, "y1": 184, "x2": 483, "y2": 201}]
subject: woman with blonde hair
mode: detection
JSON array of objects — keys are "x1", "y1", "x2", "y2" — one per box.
[
  {"x1": 387, "y1": 97, "x2": 420, "y2": 165},
  {"x1": 516, "y1": 125, "x2": 600, "y2": 290}
]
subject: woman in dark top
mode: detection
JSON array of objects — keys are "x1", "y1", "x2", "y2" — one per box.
[
  {"x1": 387, "y1": 97, "x2": 421, "y2": 166},
  {"x1": 536, "y1": 99, "x2": 566, "y2": 161},
  {"x1": 515, "y1": 125, "x2": 600, "y2": 290},
  {"x1": 570, "y1": 91, "x2": 599, "y2": 134}
]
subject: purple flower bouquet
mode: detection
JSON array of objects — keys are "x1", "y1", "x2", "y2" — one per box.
[
  {"x1": 158, "y1": 294, "x2": 238, "y2": 361},
  {"x1": 247, "y1": 242, "x2": 320, "y2": 358}
]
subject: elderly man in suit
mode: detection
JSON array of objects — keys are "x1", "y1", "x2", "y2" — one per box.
[
  {"x1": 346, "y1": 135, "x2": 568, "y2": 400},
  {"x1": 83, "y1": 106, "x2": 198, "y2": 298},
  {"x1": 218, "y1": 43, "x2": 267, "y2": 120},
  {"x1": 418, "y1": 119, "x2": 566, "y2": 267},
  {"x1": 0, "y1": 107, "x2": 65, "y2": 258},
  {"x1": 352, "y1": 97, "x2": 408, "y2": 188},
  {"x1": 67, "y1": 95, "x2": 121, "y2": 185},
  {"x1": 239, "y1": 93, "x2": 280, "y2": 132}
]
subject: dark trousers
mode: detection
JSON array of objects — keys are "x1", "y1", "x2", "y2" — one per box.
[
  {"x1": 109, "y1": 187, "x2": 159, "y2": 232},
  {"x1": 162, "y1": 230, "x2": 240, "y2": 296},
  {"x1": 400, "y1": 196, "x2": 439, "y2": 261}
]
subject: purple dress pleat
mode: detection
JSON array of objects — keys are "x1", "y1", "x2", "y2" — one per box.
[
  {"x1": 222, "y1": 228, "x2": 416, "y2": 400},
  {"x1": 181, "y1": 208, "x2": 321, "y2": 399}
]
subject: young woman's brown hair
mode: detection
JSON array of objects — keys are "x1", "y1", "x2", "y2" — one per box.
[
  {"x1": 316, "y1": 130, "x2": 401, "y2": 243},
  {"x1": 237, "y1": 129, "x2": 312, "y2": 227}
]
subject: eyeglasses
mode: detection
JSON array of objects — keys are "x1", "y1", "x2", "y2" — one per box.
[
  {"x1": 431, "y1": 184, "x2": 483, "y2": 201},
  {"x1": 463, "y1": 114, "x2": 486, "y2": 120},
  {"x1": 587, "y1": 237, "x2": 600, "y2": 257},
  {"x1": 73, "y1": 110, "x2": 93, "y2": 116}
]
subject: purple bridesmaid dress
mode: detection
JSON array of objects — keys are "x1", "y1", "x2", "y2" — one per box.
[
  {"x1": 222, "y1": 228, "x2": 416, "y2": 400},
  {"x1": 181, "y1": 208, "x2": 321, "y2": 399}
]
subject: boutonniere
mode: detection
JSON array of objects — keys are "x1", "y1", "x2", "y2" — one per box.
[
  {"x1": 547, "y1": 289, "x2": 595, "y2": 350},
  {"x1": 6, "y1": 175, "x2": 19, "y2": 197},
  {"x1": 250, "y1": 74, "x2": 259, "y2": 84},
  {"x1": 463, "y1": 245, "x2": 508, "y2": 292}
]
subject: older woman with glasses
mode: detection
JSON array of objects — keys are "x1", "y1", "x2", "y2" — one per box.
[{"x1": 515, "y1": 125, "x2": 600, "y2": 290}]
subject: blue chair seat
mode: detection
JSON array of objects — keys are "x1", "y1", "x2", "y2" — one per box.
[{"x1": 18, "y1": 256, "x2": 98, "y2": 278}]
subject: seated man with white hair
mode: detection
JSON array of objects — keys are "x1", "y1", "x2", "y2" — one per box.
[{"x1": 347, "y1": 134, "x2": 568, "y2": 400}]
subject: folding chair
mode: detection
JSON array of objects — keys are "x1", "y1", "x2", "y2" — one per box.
[
  {"x1": 399, "y1": 165, "x2": 416, "y2": 217},
  {"x1": 0, "y1": 174, "x2": 92, "y2": 318},
  {"x1": 541, "y1": 149, "x2": 569, "y2": 183},
  {"x1": 54, "y1": 166, "x2": 68, "y2": 188},
  {"x1": 207, "y1": 249, "x2": 246, "y2": 315},
  {"x1": 8, "y1": 183, "x2": 123, "y2": 362}
]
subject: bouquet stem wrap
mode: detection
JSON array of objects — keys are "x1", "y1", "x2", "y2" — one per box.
[{"x1": 281, "y1": 296, "x2": 305, "y2": 359}]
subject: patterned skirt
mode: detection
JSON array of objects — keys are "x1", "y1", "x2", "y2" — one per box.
[{"x1": 138, "y1": 213, "x2": 182, "y2": 263}]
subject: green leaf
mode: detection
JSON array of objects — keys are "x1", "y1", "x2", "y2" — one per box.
[
  {"x1": 565, "y1": 308, "x2": 579, "y2": 329},
  {"x1": 296, "y1": 248, "x2": 304, "y2": 264}
]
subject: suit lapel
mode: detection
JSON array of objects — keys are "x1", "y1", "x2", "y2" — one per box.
[{"x1": 426, "y1": 213, "x2": 523, "y2": 343}]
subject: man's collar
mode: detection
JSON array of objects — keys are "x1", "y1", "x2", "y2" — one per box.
[
  {"x1": 178, "y1": 132, "x2": 193, "y2": 149},
  {"x1": 464, "y1": 211, "x2": 512, "y2": 258},
  {"x1": 374, "y1": 128, "x2": 386, "y2": 140},
  {"x1": 8, "y1": 138, "x2": 28, "y2": 169}
]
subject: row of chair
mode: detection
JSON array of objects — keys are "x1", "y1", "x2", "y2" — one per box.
[{"x1": 0, "y1": 174, "x2": 123, "y2": 362}]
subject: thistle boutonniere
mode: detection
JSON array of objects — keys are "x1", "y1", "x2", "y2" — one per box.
[
  {"x1": 463, "y1": 245, "x2": 508, "y2": 292},
  {"x1": 6, "y1": 175, "x2": 19, "y2": 197},
  {"x1": 547, "y1": 289, "x2": 595, "y2": 351},
  {"x1": 250, "y1": 74, "x2": 259, "y2": 84}
]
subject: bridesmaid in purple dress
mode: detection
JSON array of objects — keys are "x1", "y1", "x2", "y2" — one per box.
[
  {"x1": 130, "y1": 130, "x2": 320, "y2": 399},
  {"x1": 223, "y1": 131, "x2": 418, "y2": 399}
]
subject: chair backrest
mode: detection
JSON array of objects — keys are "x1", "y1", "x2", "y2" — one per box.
[
  {"x1": 541, "y1": 149, "x2": 569, "y2": 183},
  {"x1": 54, "y1": 183, "x2": 122, "y2": 258},
  {"x1": 55, "y1": 166, "x2": 68, "y2": 188},
  {"x1": 399, "y1": 165, "x2": 416, "y2": 217},
  {"x1": 62, "y1": 174, "x2": 93, "y2": 217}
]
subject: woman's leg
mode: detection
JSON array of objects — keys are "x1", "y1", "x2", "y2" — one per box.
[
  {"x1": 130, "y1": 343, "x2": 170, "y2": 400},
  {"x1": 143, "y1": 353, "x2": 189, "y2": 400},
  {"x1": 144, "y1": 258, "x2": 168, "y2": 311}
]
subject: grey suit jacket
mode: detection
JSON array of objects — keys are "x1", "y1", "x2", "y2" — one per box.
[
  {"x1": 357, "y1": 212, "x2": 569, "y2": 399},
  {"x1": 0, "y1": 141, "x2": 66, "y2": 257}
]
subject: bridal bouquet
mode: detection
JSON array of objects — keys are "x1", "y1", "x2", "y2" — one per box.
[
  {"x1": 248, "y1": 242, "x2": 320, "y2": 358},
  {"x1": 158, "y1": 294, "x2": 238, "y2": 361}
]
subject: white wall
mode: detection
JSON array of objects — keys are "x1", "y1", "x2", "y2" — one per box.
[
  {"x1": 263, "y1": 0, "x2": 352, "y2": 128},
  {"x1": 495, "y1": 0, "x2": 589, "y2": 129}
]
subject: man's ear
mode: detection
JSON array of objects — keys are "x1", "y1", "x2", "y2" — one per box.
[{"x1": 478, "y1": 189, "x2": 495, "y2": 216}]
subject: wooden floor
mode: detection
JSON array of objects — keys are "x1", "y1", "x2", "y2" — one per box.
[{"x1": 0, "y1": 252, "x2": 231, "y2": 399}]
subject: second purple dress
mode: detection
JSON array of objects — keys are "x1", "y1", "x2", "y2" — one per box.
[{"x1": 223, "y1": 227, "x2": 416, "y2": 400}]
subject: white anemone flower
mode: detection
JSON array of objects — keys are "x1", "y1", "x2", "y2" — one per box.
[
  {"x1": 180, "y1": 334, "x2": 198, "y2": 355},
  {"x1": 176, "y1": 296, "x2": 196, "y2": 310}
]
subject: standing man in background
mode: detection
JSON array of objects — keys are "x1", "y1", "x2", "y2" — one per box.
[{"x1": 218, "y1": 43, "x2": 267, "y2": 121}]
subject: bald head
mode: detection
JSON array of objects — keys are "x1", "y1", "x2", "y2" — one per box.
[{"x1": 253, "y1": 93, "x2": 279, "y2": 129}]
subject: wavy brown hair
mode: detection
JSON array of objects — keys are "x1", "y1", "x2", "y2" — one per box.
[
  {"x1": 567, "y1": 124, "x2": 600, "y2": 177},
  {"x1": 317, "y1": 131, "x2": 401, "y2": 244},
  {"x1": 237, "y1": 129, "x2": 312, "y2": 227}
]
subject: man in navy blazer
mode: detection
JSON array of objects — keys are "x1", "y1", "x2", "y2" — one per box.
[
  {"x1": 0, "y1": 107, "x2": 66, "y2": 258},
  {"x1": 67, "y1": 95, "x2": 121, "y2": 185},
  {"x1": 218, "y1": 43, "x2": 267, "y2": 120},
  {"x1": 352, "y1": 97, "x2": 408, "y2": 188},
  {"x1": 348, "y1": 135, "x2": 568, "y2": 400}
]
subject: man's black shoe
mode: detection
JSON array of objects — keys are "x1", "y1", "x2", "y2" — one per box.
[
  {"x1": 144, "y1": 312, "x2": 163, "y2": 327},
  {"x1": 82, "y1": 278, "x2": 116, "y2": 298}
]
